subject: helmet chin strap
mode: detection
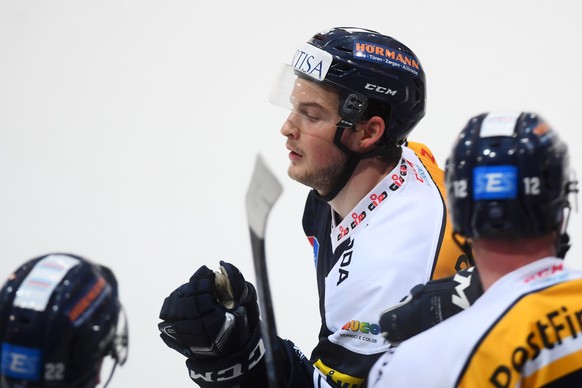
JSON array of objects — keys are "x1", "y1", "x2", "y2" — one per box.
[
  {"x1": 313, "y1": 154, "x2": 359, "y2": 202},
  {"x1": 314, "y1": 125, "x2": 394, "y2": 202},
  {"x1": 314, "y1": 92, "x2": 378, "y2": 201},
  {"x1": 557, "y1": 178, "x2": 578, "y2": 259},
  {"x1": 556, "y1": 232, "x2": 571, "y2": 259}
]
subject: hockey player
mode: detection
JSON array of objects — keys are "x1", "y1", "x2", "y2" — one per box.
[
  {"x1": 0, "y1": 253, "x2": 128, "y2": 387},
  {"x1": 368, "y1": 111, "x2": 581, "y2": 387},
  {"x1": 158, "y1": 27, "x2": 469, "y2": 387}
]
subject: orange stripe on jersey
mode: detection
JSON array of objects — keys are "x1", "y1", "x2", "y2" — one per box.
[
  {"x1": 407, "y1": 141, "x2": 437, "y2": 167},
  {"x1": 458, "y1": 278, "x2": 582, "y2": 388},
  {"x1": 407, "y1": 141, "x2": 471, "y2": 278}
]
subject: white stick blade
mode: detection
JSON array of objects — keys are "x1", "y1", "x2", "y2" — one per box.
[{"x1": 245, "y1": 154, "x2": 283, "y2": 238}]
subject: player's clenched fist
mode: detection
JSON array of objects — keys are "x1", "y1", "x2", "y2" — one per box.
[{"x1": 158, "y1": 261, "x2": 260, "y2": 360}]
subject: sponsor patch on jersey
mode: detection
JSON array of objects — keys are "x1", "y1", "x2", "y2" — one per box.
[
  {"x1": 353, "y1": 41, "x2": 420, "y2": 77},
  {"x1": 523, "y1": 262, "x2": 566, "y2": 286},
  {"x1": 1, "y1": 343, "x2": 41, "y2": 381},
  {"x1": 332, "y1": 159, "x2": 409, "y2": 250},
  {"x1": 473, "y1": 165, "x2": 517, "y2": 200},
  {"x1": 341, "y1": 319, "x2": 381, "y2": 336},
  {"x1": 458, "y1": 278, "x2": 582, "y2": 387}
]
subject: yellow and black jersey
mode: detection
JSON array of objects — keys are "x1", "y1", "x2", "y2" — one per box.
[{"x1": 369, "y1": 257, "x2": 582, "y2": 387}]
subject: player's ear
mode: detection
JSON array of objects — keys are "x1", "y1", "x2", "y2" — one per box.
[{"x1": 358, "y1": 116, "x2": 385, "y2": 150}]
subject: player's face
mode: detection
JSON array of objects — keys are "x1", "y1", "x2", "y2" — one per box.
[{"x1": 280, "y1": 78, "x2": 349, "y2": 195}]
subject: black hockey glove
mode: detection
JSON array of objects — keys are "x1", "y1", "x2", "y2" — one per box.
[
  {"x1": 379, "y1": 266, "x2": 483, "y2": 345},
  {"x1": 158, "y1": 261, "x2": 265, "y2": 387}
]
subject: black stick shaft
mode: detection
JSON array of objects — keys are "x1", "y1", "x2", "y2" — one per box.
[
  {"x1": 250, "y1": 228, "x2": 282, "y2": 388},
  {"x1": 245, "y1": 154, "x2": 284, "y2": 387}
]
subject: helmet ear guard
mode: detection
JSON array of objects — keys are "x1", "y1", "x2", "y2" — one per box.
[
  {"x1": 556, "y1": 171, "x2": 579, "y2": 258},
  {"x1": 336, "y1": 91, "x2": 368, "y2": 128},
  {"x1": 100, "y1": 302, "x2": 129, "y2": 388},
  {"x1": 98, "y1": 264, "x2": 129, "y2": 366}
]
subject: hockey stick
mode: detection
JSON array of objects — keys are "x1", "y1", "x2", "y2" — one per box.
[{"x1": 245, "y1": 154, "x2": 284, "y2": 388}]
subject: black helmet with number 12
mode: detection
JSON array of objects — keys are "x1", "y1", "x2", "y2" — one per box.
[{"x1": 445, "y1": 112, "x2": 577, "y2": 257}]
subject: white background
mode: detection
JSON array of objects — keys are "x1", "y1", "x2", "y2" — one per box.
[{"x1": 1, "y1": 1, "x2": 581, "y2": 386}]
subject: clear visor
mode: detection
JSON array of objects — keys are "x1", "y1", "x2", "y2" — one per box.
[{"x1": 269, "y1": 64, "x2": 344, "y2": 130}]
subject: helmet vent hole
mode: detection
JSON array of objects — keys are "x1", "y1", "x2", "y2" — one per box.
[
  {"x1": 413, "y1": 79, "x2": 424, "y2": 103},
  {"x1": 410, "y1": 102, "x2": 421, "y2": 111},
  {"x1": 489, "y1": 140, "x2": 502, "y2": 149},
  {"x1": 330, "y1": 63, "x2": 352, "y2": 74}
]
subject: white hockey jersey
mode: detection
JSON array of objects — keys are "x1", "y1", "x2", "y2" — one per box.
[{"x1": 302, "y1": 143, "x2": 467, "y2": 387}]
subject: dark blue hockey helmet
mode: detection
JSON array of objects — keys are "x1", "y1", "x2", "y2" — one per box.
[
  {"x1": 272, "y1": 27, "x2": 426, "y2": 146},
  {"x1": 445, "y1": 112, "x2": 574, "y2": 244},
  {"x1": 0, "y1": 253, "x2": 128, "y2": 387}
]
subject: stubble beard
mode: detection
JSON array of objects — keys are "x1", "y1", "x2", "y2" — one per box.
[{"x1": 288, "y1": 153, "x2": 348, "y2": 196}]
